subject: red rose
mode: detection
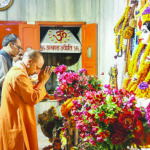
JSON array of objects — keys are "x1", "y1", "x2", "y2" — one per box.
[
  {"x1": 133, "y1": 120, "x2": 145, "y2": 143},
  {"x1": 111, "y1": 132, "x2": 127, "y2": 145},
  {"x1": 118, "y1": 112, "x2": 137, "y2": 130},
  {"x1": 112, "y1": 120, "x2": 127, "y2": 134}
]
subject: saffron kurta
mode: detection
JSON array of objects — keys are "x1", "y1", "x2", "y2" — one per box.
[{"x1": 0, "y1": 62, "x2": 46, "y2": 150}]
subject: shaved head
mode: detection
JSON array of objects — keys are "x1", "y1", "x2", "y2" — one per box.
[
  {"x1": 22, "y1": 48, "x2": 44, "y2": 75},
  {"x1": 23, "y1": 49, "x2": 42, "y2": 61}
]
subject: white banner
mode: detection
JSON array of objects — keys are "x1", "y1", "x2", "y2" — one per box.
[{"x1": 40, "y1": 30, "x2": 81, "y2": 53}]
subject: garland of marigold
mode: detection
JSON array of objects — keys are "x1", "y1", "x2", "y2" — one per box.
[
  {"x1": 51, "y1": 105, "x2": 59, "y2": 117},
  {"x1": 127, "y1": 42, "x2": 150, "y2": 93},
  {"x1": 114, "y1": 6, "x2": 129, "y2": 53},
  {"x1": 135, "y1": 56, "x2": 150, "y2": 98},
  {"x1": 128, "y1": 42, "x2": 145, "y2": 77},
  {"x1": 136, "y1": 42, "x2": 150, "y2": 76},
  {"x1": 61, "y1": 97, "x2": 78, "y2": 119}
]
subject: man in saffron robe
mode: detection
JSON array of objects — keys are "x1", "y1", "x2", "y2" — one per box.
[{"x1": 0, "y1": 49, "x2": 52, "y2": 150}]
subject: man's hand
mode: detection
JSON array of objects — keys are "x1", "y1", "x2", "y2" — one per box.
[{"x1": 38, "y1": 66, "x2": 52, "y2": 85}]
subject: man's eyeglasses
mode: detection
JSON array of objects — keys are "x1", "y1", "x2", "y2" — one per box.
[{"x1": 12, "y1": 43, "x2": 22, "y2": 49}]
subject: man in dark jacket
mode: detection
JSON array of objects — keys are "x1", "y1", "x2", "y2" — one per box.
[{"x1": 0, "y1": 34, "x2": 21, "y2": 104}]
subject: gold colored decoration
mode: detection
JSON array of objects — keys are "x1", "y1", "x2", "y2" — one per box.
[
  {"x1": 124, "y1": 39, "x2": 131, "y2": 74},
  {"x1": 109, "y1": 65, "x2": 118, "y2": 89},
  {"x1": 129, "y1": 19, "x2": 137, "y2": 28},
  {"x1": 123, "y1": 26, "x2": 134, "y2": 39},
  {"x1": 114, "y1": 6, "x2": 130, "y2": 53}
]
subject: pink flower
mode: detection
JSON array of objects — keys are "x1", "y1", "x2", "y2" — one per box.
[
  {"x1": 84, "y1": 102, "x2": 91, "y2": 110},
  {"x1": 77, "y1": 102, "x2": 82, "y2": 108},
  {"x1": 54, "y1": 65, "x2": 67, "y2": 74},
  {"x1": 90, "y1": 138, "x2": 96, "y2": 145},
  {"x1": 77, "y1": 123, "x2": 82, "y2": 130},
  {"x1": 82, "y1": 125, "x2": 88, "y2": 131},
  {"x1": 113, "y1": 89, "x2": 119, "y2": 94},
  {"x1": 128, "y1": 95, "x2": 136, "y2": 102},
  {"x1": 72, "y1": 110, "x2": 77, "y2": 115},
  {"x1": 54, "y1": 67, "x2": 60, "y2": 75},
  {"x1": 104, "y1": 84, "x2": 110, "y2": 89},
  {"x1": 59, "y1": 65, "x2": 67, "y2": 73},
  {"x1": 92, "y1": 127, "x2": 98, "y2": 133},
  {"x1": 104, "y1": 89, "x2": 111, "y2": 95},
  {"x1": 147, "y1": 119, "x2": 150, "y2": 127},
  {"x1": 85, "y1": 91, "x2": 96, "y2": 100},
  {"x1": 97, "y1": 137, "x2": 104, "y2": 143},
  {"x1": 83, "y1": 111, "x2": 88, "y2": 115},
  {"x1": 134, "y1": 107, "x2": 143, "y2": 119},
  {"x1": 78, "y1": 68, "x2": 87, "y2": 75},
  {"x1": 73, "y1": 100, "x2": 77, "y2": 105}
]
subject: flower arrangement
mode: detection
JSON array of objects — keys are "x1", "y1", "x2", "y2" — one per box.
[
  {"x1": 38, "y1": 105, "x2": 63, "y2": 139},
  {"x1": 54, "y1": 65, "x2": 102, "y2": 104},
  {"x1": 64, "y1": 84, "x2": 150, "y2": 150}
]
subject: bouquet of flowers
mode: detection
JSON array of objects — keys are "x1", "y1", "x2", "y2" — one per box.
[
  {"x1": 54, "y1": 65, "x2": 102, "y2": 104},
  {"x1": 66, "y1": 84, "x2": 150, "y2": 150}
]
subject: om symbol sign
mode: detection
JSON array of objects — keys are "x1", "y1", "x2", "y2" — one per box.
[
  {"x1": 53, "y1": 30, "x2": 67, "y2": 41},
  {"x1": 122, "y1": 26, "x2": 134, "y2": 39}
]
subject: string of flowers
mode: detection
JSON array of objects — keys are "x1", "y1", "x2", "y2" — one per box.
[
  {"x1": 114, "y1": 6, "x2": 129, "y2": 53},
  {"x1": 135, "y1": 56, "x2": 150, "y2": 98}
]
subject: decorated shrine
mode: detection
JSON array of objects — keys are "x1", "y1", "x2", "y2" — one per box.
[{"x1": 1, "y1": 0, "x2": 150, "y2": 150}]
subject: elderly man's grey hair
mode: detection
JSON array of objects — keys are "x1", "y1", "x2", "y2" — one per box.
[{"x1": 23, "y1": 48, "x2": 42, "y2": 60}]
